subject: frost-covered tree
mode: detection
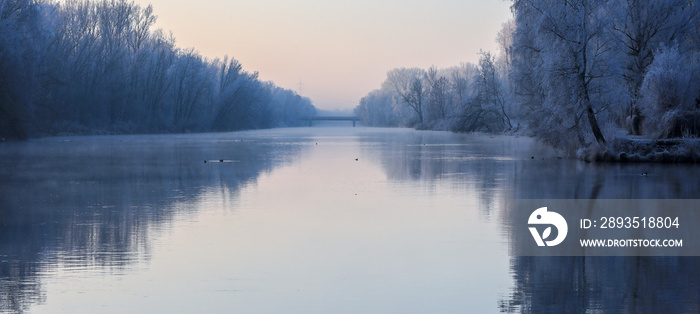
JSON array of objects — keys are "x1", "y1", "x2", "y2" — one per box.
[
  {"x1": 170, "y1": 50, "x2": 214, "y2": 130},
  {"x1": 425, "y1": 66, "x2": 449, "y2": 121},
  {"x1": 0, "y1": 0, "x2": 316, "y2": 139},
  {"x1": 265, "y1": 82, "x2": 315, "y2": 127},
  {"x1": 357, "y1": 61, "x2": 515, "y2": 132},
  {"x1": 638, "y1": 46, "x2": 700, "y2": 138},
  {"x1": 496, "y1": 19, "x2": 516, "y2": 78},
  {"x1": 386, "y1": 68, "x2": 426, "y2": 125},
  {"x1": 477, "y1": 51, "x2": 511, "y2": 130},
  {"x1": 355, "y1": 89, "x2": 398, "y2": 127},
  {"x1": 358, "y1": 65, "x2": 472, "y2": 128},
  {"x1": 448, "y1": 62, "x2": 478, "y2": 114},
  {"x1": 453, "y1": 51, "x2": 512, "y2": 133},
  {"x1": 510, "y1": 0, "x2": 546, "y2": 132},
  {"x1": 0, "y1": 0, "x2": 41, "y2": 139},
  {"x1": 511, "y1": 0, "x2": 620, "y2": 151},
  {"x1": 612, "y1": 0, "x2": 699, "y2": 134}
]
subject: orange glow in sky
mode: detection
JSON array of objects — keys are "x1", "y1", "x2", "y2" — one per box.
[{"x1": 137, "y1": 0, "x2": 513, "y2": 110}]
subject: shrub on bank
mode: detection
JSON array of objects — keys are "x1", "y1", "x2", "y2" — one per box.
[{"x1": 578, "y1": 137, "x2": 700, "y2": 163}]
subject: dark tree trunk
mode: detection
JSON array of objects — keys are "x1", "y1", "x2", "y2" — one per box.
[{"x1": 586, "y1": 105, "x2": 606, "y2": 146}]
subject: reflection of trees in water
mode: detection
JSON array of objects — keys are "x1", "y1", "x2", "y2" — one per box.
[
  {"x1": 369, "y1": 131, "x2": 700, "y2": 313},
  {"x1": 500, "y1": 161, "x2": 700, "y2": 313},
  {"x1": 500, "y1": 256, "x2": 700, "y2": 313},
  {"x1": 368, "y1": 132, "x2": 539, "y2": 216},
  {"x1": 508, "y1": 160, "x2": 700, "y2": 200},
  {"x1": 0, "y1": 134, "x2": 306, "y2": 313}
]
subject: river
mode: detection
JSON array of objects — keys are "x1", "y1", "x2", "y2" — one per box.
[{"x1": 0, "y1": 127, "x2": 698, "y2": 313}]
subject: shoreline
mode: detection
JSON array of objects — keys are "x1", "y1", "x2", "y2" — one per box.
[
  {"x1": 7, "y1": 126, "x2": 700, "y2": 164},
  {"x1": 579, "y1": 138, "x2": 700, "y2": 163}
]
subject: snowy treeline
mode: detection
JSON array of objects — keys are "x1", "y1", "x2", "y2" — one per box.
[
  {"x1": 0, "y1": 0, "x2": 316, "y2": 140},
  {"x1": 355, "y1": 52, "x2": 515, "y2": 133},
  {"x1": 354, "y1": 19, "x2": 521, "y2": 133},
  {"x1": 357, "y1": 0, "x2": 700, "y2": 153}
]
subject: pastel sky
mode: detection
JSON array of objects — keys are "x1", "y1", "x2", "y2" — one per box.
[{"x1": 138, "y1": 0, "x2": 513, "y2": 110}]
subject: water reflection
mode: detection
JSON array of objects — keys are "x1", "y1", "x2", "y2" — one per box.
[
  {"x1": 0, "y1": 131, "x2": 310, "y2": 313},
  {"x1": 502, "y1": 161, "x2": 700, "y2": 312},
  {"x1": 500, "y1": 256, "x2": 700, "y2": 313},
  {"x1": 1, "y1": 128, "x2": 698, "y2": 313},
  {"x1": 368, "y1": 130, "x2": 700, "y2": 313}
]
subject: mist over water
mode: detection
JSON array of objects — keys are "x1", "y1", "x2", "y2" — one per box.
[{"x1": 0, "y1": 128, "x2": 698, "y2": 313}]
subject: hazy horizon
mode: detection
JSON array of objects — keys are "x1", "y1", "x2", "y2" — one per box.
[{"x1": 135, "y1": 0, "x2": 513, "y2": 111}]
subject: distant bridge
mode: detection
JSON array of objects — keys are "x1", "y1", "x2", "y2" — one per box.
[{"x1": 303, "y1": 116, "x2": 360, "y2": 127}]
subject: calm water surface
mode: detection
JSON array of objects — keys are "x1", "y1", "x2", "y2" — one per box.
[{"x1": 0, "y1": 127, "x2": 698, "y2": 313}]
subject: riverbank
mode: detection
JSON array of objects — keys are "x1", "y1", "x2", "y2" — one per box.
[{"x1": 578, "y1": 137, "x2": 700, "y2": 163}]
